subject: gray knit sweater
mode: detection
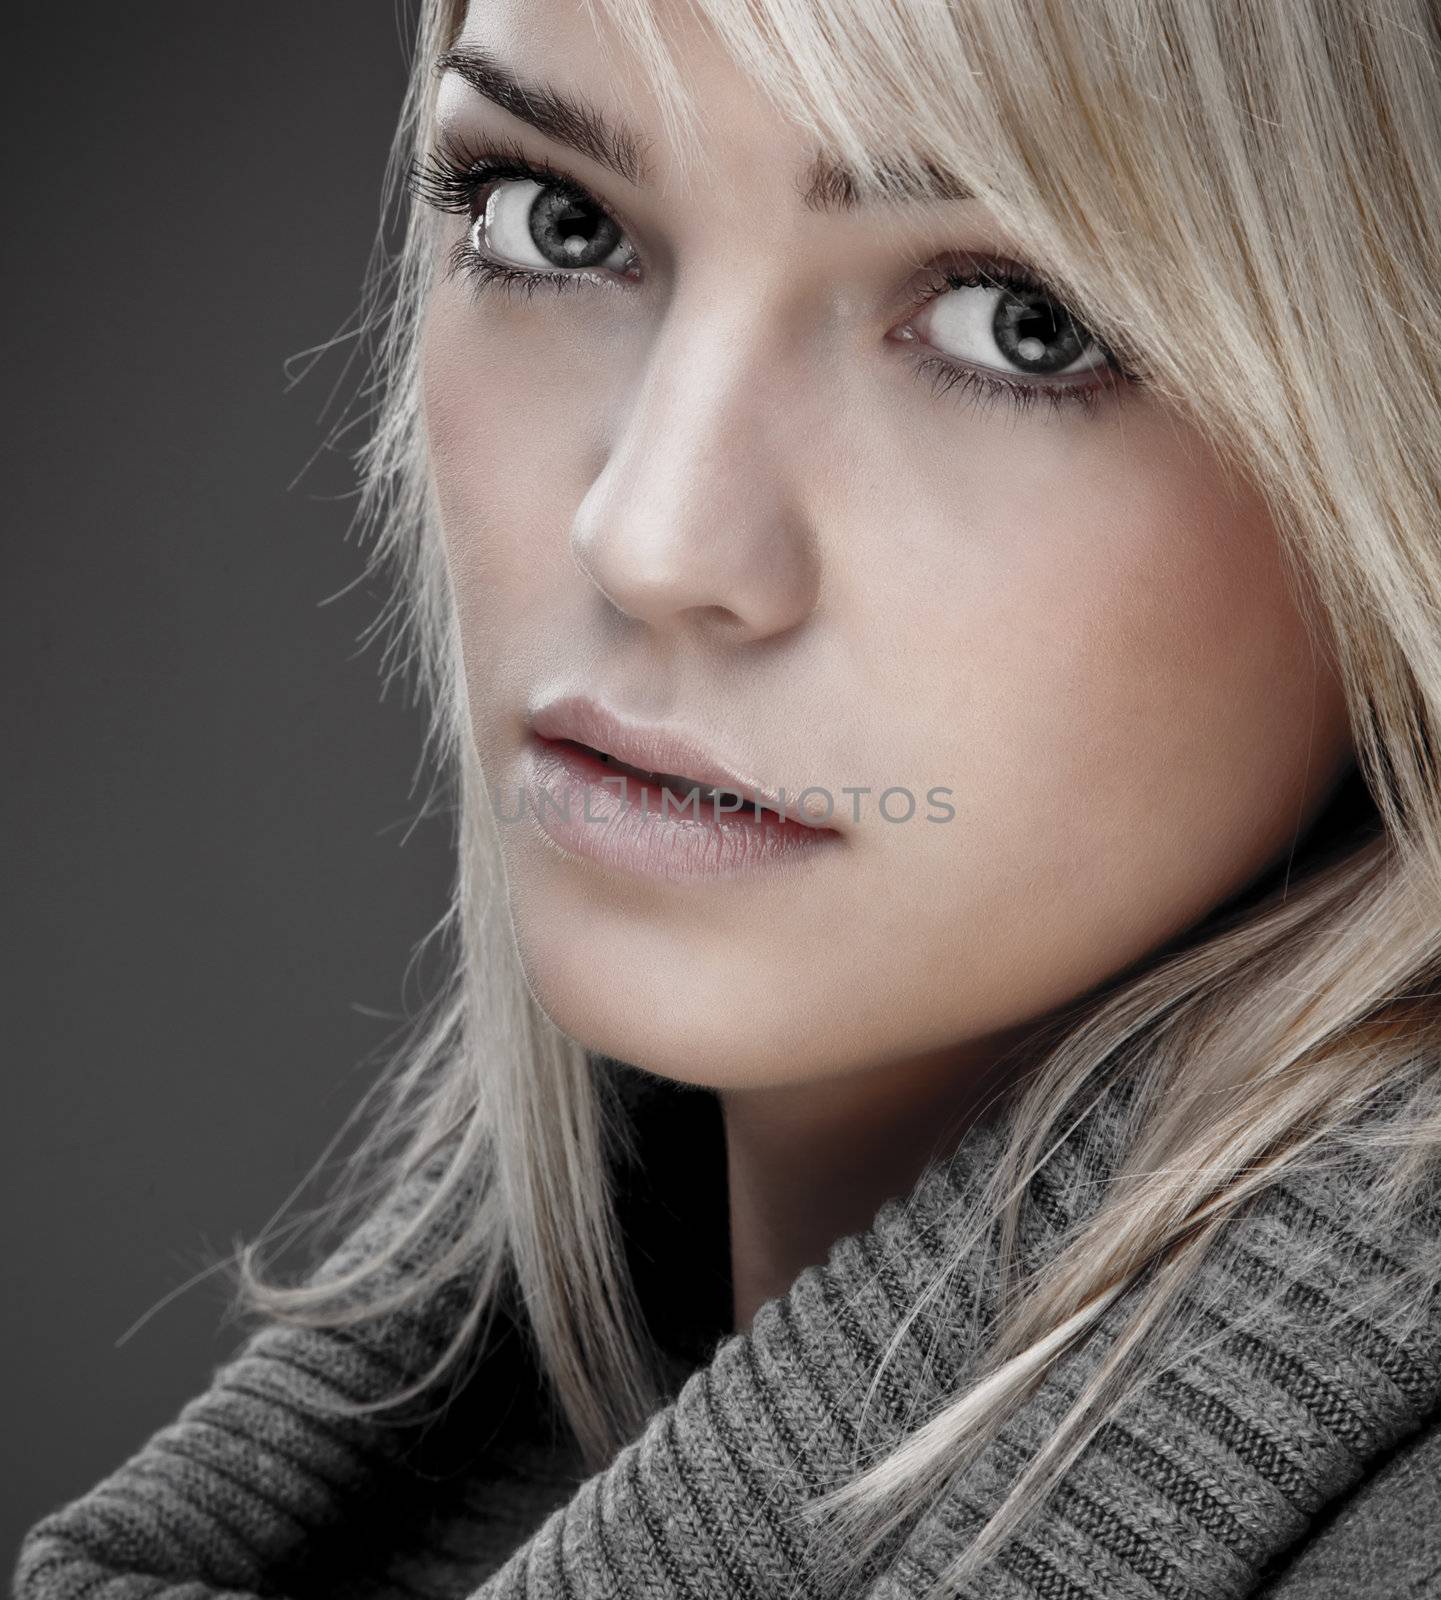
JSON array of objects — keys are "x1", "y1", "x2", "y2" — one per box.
[{"x1": 14, "y1": 1061, "x2": 1441, "y2": 1600}]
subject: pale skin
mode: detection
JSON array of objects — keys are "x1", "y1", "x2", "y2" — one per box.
[{"x1": 420, "y1": 0, "x2": 1358, "y2": 1331}]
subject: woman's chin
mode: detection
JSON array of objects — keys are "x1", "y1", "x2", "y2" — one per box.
[
  {"x1": 507, "y1": 899, "x2": 886, "y2": 1092},
  {"x1": 511, "y1": 927, "x2": 791, "y2": 1090}
]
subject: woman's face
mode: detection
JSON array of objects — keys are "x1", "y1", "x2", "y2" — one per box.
[{"x1": 420, "y1": 0, "x2": 1355, "y2": 1091}]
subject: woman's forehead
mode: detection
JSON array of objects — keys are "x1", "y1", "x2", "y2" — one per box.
[
  {"x1": 440, "y1": 59, "x2": 1020, "y2": 286},
  {"x1": 443, "y1": 0, "x2": 1001, "y2": 207}
]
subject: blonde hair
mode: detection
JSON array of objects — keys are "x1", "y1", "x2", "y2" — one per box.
[{"x1": 229, "y1": 0, "x2": 1441, "y2": 1592}]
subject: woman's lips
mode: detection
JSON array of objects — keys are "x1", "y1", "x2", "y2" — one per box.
[
  {"x1": 565, "y1": 741, "x2": 770, "y2": 816},
  {"x1": 525, "y1": 693, "x2": 837, "y2": 831},
  {"x1": 512, "y1": 733, "x2": 843, "y2": 883}
]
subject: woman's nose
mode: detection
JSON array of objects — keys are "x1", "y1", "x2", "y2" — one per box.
[{"x1": 567, "y1": 306, "x2": 822, "y2": 644}]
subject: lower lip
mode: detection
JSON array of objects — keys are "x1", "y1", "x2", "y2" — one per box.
[{"x1": 513, "y1": 736, "x2": 842, "y2": 882}]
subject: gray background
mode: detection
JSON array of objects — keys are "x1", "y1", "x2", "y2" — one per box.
[{"x1": 2, "y1": 3, "x2": 454, "y2": 1564}]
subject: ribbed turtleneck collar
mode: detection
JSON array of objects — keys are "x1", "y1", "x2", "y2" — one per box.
[{"x1": 482, "y1": 1058, "x2": 1441, "y2": 1599}]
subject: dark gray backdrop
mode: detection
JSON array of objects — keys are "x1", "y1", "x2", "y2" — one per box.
[{"x1": 2, "y1": 3, "x2": 455, "y2": 1564}]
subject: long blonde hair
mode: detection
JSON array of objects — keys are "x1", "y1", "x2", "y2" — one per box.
[{"x1": 231, "y1": 0, "x2": 1441, "y2": 1591}]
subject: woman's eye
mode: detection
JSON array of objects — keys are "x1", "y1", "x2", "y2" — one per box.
[
  {"x1": 471, "y1": 177, "x2": 636, "y2": 276},
  {"x1": 912, "y1": 278, "x2": 1114, "y2": 381}
]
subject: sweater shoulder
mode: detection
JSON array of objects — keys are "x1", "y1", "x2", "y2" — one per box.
[
  {"x1": 1253, "y1": 1411, "x2": 1441, "y2": 1598},
  {"x1": 11, "y1": 1148, "x2": 541, "y2": 1600}
]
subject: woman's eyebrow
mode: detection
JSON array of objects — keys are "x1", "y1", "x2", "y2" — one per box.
[{"x1": 434, "y1": 43, "x2": 975, "y2": 213}]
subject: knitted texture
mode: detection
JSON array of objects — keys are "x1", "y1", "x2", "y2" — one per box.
[
  {"x1": 15, "y1": 1068, "x2": 1441, "y2": 1600},
  {"x1": 471, "y1": 1076, "x2": 1441, "y2": 1600}
]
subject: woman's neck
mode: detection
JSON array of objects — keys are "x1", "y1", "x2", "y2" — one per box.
[{"x1": 716, "y1": 1031, "x2": 1040, "y2": 1333}]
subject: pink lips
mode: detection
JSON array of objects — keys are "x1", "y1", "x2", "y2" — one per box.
[
  {"x1": 528, "y1": 695, "x2": 834, "y2": 828},
  {"x1": 513, "y1": 695, "x2": 843, "y2": 882}
]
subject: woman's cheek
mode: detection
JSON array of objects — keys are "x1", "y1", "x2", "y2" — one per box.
[{"x1": 423, "y1": 301, "x2": 543, "y2": 610}]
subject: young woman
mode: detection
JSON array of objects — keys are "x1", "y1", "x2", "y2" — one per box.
[{"x1": 17, "y1": 0, "x2": 1441, "y2": 1596}]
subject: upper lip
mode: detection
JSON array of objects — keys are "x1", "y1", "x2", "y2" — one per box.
[{"x1": 528, "y1": 694, "x2": 839, "y2": 829}]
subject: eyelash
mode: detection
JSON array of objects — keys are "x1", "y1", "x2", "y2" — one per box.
[{"x1": 408, "y1": 130, "x2": 1140, "y2": 420}]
